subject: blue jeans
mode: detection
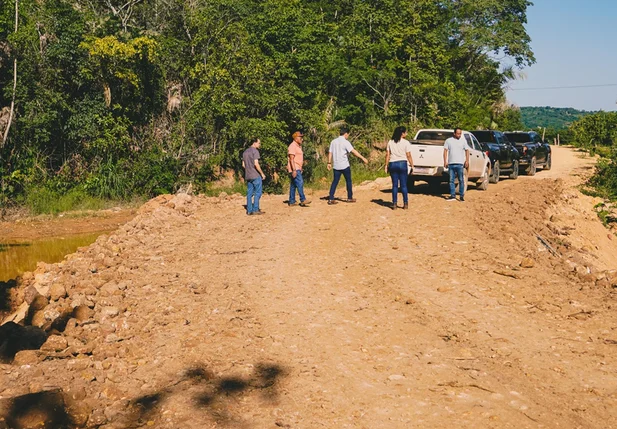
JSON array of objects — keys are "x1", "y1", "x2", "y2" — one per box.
[
  {"x1": 289, "y1": 170, "x2": 306, "y2": 204},
  {"x1": 389, "y1": 161, "x2": 408, "y2": 204},
  {"x1": 449, "y1": 164, "x2": 465, "y2": 198},
  {"x1": 246, "y1": 176, "x2": 262, "y2": 214},
  {"x1": 329, "y1": 167, "x2": 352, "y2": 200}
]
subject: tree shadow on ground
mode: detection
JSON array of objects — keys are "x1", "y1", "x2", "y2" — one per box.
[
  {"x1": 0, "y1": 362, "x2": 288, "y2": 428},
  {"x1": 0, "y1": 389, "x2": 75, "y2": 429},
  {"x1": 125, "y1": 362, "x2": 288, "y2": 427}
]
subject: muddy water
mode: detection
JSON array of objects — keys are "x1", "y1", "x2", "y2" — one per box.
[{"x1": 0, "y1": 232, "x2": 105, "y2": 282}]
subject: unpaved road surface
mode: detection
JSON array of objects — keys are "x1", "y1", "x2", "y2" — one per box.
[{"x1": 2, "y1": 146, "x2": 617, "y2": 429}]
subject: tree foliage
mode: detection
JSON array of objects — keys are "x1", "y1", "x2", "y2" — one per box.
[
  {"x1": 568, "y1": 112, "x2": 617, "y2": 200},
  {"x1": 0, "y1": 0, "x2": 535, "y2": 205},
  {"x1": 569, "y1": 112, "x2": 617, "y2": 150},
  {"x1": 521, "y1": 106, "x2": 596, "y2": 130}
]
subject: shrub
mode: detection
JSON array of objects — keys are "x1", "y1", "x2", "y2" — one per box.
[
  {"x1": 24, "y1": 186, "x2": 108, "y2": 215},
  {"x1": 585, "y1": 153, "x2": 617, "y2": 200}
]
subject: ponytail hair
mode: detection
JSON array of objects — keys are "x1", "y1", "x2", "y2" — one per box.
[{"x1": 391, "y1": 126, "x2": 407, "y2": 143}]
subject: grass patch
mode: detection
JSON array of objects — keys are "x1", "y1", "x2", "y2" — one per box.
[
  {"x1": 202, "y1": 180, "x2": 248, "y2": 197},
  {"x1": 593, "y1": 202, "x2": 617, "y2": 228},
  {"x1": 23, "y1": 187, "x2": 127, "y2": 215}
]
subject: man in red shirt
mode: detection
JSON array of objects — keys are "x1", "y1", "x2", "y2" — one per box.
[{"x1": 287, "y1": 131, "x2": 311, "y2": 207}]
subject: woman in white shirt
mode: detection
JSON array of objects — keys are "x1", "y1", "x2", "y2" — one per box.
[{"x1": 384, "y1": 126, "x2": 414, "y2": 210}]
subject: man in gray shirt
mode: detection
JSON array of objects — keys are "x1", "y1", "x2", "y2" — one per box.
[
  {"x1": 242, "y1": 137, "x2": 266, "y2": 215},
  {"x1": 443, "y1": 128, "x2": 470, "y2": 202},
  {"x1": 327, "y1": 126, "x2": 368, "y2": 204}
]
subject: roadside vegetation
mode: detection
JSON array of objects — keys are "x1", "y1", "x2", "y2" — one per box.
[
  {"x1": 567, "y1": 111, "x2": 617, "y2": 229},
  {"x1": 0, "y1": 0, "x2": 536, "y2": 214}
]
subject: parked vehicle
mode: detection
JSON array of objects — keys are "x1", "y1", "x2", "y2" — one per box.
[
  {"x1": 503, "y1": 131, "x2": 552, "y2": 176},
  {"x1": 409, "y1": 129, "x2": 491, "y2": 192},
  {"x1": 471, "y1": 130, "x2": 520, "y2": 183}
]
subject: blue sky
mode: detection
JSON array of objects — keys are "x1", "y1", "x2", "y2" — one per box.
[{"x1": 505, "y1": 0, "x2": 617, "y2": 112}]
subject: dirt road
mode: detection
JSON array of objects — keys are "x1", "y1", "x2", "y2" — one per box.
[{"x1": 2, "y1": 146, "x2": 617, "y2": 428}]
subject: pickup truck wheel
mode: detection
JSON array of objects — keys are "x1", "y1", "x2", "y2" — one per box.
[
  {"x1": 509, "y1": 160, "x2": 519, "y2": 180},
  {"x1": 544, "y1": 153, "x2": 552, "y2": 170},
  {"x1": 525, "y1": 156, "x2": 537, "y2": 176},
  {"x1": 477, "y1": 169, "x2": 489, "y2": 191},
  {"x1": 489, "y1": 162, "x2": 500, "y2": 184}
]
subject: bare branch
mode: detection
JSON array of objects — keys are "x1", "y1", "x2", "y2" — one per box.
[
  {"x1": 2, "y1": 0, "x2": 18, "y2": 146},
  {"x1": 104, "y1": 0, "x2": 143, "y2": 33}
]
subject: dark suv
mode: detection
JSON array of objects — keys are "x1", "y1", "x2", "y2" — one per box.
[
  {"x1": 503, "y1": 131, "x2": 552, "y2": 176},
  {"x1": 471, "y1": 130, "x2": 520, "y2": 183}
]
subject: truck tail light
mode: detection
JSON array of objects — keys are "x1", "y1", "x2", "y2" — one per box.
[{"x1": 485, "y1": 151, "x2": 490, "y2": 158}]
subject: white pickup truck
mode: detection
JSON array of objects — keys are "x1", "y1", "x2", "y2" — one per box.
[{"x1": 409, "y1": 128, "x2": 490, "y2": 192}]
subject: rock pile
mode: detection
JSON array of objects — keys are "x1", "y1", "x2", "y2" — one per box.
[{"x1": 0, "y1": 193, "x2": 200, "y2": 428}]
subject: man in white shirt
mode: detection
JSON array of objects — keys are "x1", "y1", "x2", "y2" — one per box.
[
  {"x1": 443, "y1": 128, "x2": 470, "y2": 202},
  {"x1": 327, "y1": 126, "x2": 368, "y2": 204}
]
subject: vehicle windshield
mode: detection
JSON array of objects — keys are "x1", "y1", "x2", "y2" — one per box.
[
  {"x1": 415, "y1": 131, "x2": 452, "y2": 146},
  {"x1": 471, "y1": 131, "x2": 495, "y2": 143},
  {"x1": 504, "y1": 133, "x2": 531, "y2": 143}
]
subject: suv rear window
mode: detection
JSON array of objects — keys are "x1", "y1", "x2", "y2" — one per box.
[
  {"x1": 471, "y1": 131, "x2": 495, "y2": 143},
  {"x1": 504, "y1": 133, "x2": 532, "y2": 143},
  {"x1": 415, "y1": 131, "x2": 450, "y2": 146}
]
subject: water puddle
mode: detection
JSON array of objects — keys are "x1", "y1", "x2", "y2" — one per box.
[{"x1": 0, "y1": 232, "x2": 105, "y2": 282}]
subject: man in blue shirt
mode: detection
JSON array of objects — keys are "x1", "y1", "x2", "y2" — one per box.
[
  {"x1": 327, "y1": 126, "x2": 368, "y2": 205},
  {"x1": 443, "y1": 128, "x2": 470, "y2": 202}
]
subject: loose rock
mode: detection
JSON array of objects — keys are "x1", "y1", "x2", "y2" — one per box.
[
  {"x1": 49, "y1": 283, "x2": 67, "y2": 301},
  {"x1": 73, "y1": 305, "x2": 94, "y2": 322},
  {"x1": 520, "y1": 258, "x2": 535, "y2": 268},
  {"x1": 40, "y1": 335, "x2": 69, "y2": 353}
]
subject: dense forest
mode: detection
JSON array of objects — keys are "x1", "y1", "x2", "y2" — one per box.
[
  {"x1": 520, "y1": 106, "x2": 595, "y2": 130},
  {"x1": 0, "y1": 0, "x2": 535, "y2": 209}
]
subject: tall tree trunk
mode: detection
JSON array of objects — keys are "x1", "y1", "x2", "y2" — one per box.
[{"x1": 2, "y1": 0, "x2": 18, "y2": 146}]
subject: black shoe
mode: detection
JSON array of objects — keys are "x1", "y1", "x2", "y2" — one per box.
[
  {"x1": 459, "y1": 197, "x2": 465, "y2": 202},
  {"x1": 403, "y1": 203, "x2": 408, "y2": 210},
  {"x1": 299, "y1": 200, "x2": 311, "y2": 207},
  {"x1": 445, "y1": 196, "x2": 456, "y2": 202}
]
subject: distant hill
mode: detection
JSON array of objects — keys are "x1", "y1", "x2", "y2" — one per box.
[{"x1": 520, "y1": 107, "x2": 596, "y2": 130}]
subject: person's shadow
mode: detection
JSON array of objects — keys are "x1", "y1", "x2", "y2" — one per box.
[{"x1": 370, "y1": 199, "x2": 392, "y2": 208}]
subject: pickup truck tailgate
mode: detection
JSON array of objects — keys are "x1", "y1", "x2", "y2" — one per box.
[{"x1": 410, "y1": 143, "x2": 444, "y2": 176}]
